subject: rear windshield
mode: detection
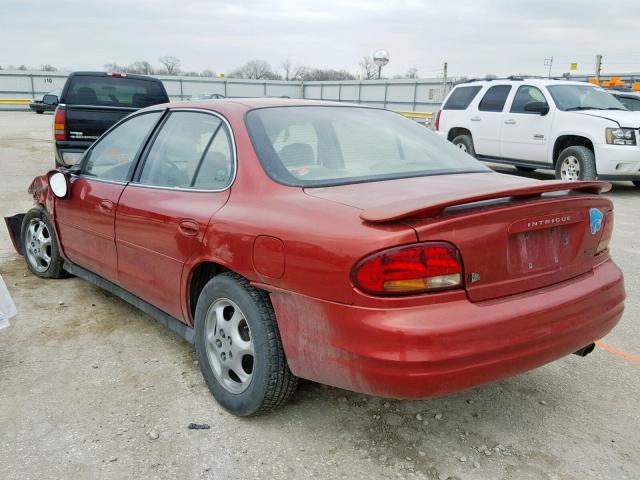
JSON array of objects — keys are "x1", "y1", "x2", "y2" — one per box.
[
  {"x1": 65, "y1": 75, "x2": 168, "y2": 107},
  {"x1": 443, "y1": 86, "x2": 482, "y2": 110},
  {"x1": 245, "y1": 106, "x2": 488, "y2": 187}
]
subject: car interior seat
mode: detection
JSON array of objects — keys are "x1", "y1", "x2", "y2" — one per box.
[{"x1": 277, "y1": 143, "x2": 315, "y2": 167}]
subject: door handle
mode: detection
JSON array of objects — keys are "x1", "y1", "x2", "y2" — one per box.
[
  {"x1": 470, "y1": 116, "x2": 481, "y2": 122},
  {"x1": 99, "y1": 199, "x2": 114, "y2": 212},
  {"x1": 504, "y1": 119, "x2": 517, "y2": 125},
  {"x1": 178, "y1": 219, "x2": 199, "y2": 237}
]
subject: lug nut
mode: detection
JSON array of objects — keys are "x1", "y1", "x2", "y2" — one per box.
[
  {"x1": 215, "y1": 339, "x2": 222, "y2": 348},
  {"x1": 221, "y1": 352, "x2": 226, "y2": 361}
]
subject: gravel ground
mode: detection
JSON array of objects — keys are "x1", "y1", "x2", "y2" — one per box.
[{"x1": 0, "y1": 112, "x2": 638, "y2": 480}]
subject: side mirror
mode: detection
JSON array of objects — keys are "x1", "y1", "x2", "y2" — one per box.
[
  {"x1": 42, "y1": 94, "x2": 59, "y2": 106},
  {"x1": 524, "y1": 101, "x2": 549, "y2": 115},
  {"x1": 48, "y1": 170, "x2": 70, "y2": 199}
]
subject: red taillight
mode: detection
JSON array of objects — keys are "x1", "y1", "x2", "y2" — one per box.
[
  {"x1": 352, "y1": 242, "x2": 463, "y2": 295},
  {"x1": 107, "y1": 72, "x2": 127, "y2": 78},
  {"x1": 54, "y1": 107, "x2": 66, "y2": 141},
  {"x1": 435, "y1": 110, "x2": 442, "y2": 131},
  {"x1": 596, "y1": 211, "x2": 613, "y2": 255}
]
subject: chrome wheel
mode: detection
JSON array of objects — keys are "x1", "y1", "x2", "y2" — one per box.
[
  {"x1": 456, "y1": 142, "x2": 468, "y2": 152},
  {"x1": 25, "y1": 218, "x2": 52, "y2": 273},
  {"x1": 560, "y1": 156, "x2": 581, "y2": 180},
  {"x1": 204, "y1": 298, "x2": 254, "y2": 394}
]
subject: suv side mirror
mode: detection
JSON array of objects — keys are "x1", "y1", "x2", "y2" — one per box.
[
  {"x1": 48, "y1": 170, "x2": 70, "y2": 199},
  {"x1": 42, "y1": 94, "x2": 59, "y2": 106},
  {"x1": 524, "y1": 101, "x2": 549, "y2": 116}
]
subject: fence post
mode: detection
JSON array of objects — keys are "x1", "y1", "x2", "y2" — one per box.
[
  {"x1": 179, "y1": 79, "x2": 183, "y2": 100},
  {"x1": 30, "y1": 74, "x2": 35, "y2": 99},
  {"x1": 264, "y1": 82, "x2": 267, "y2": 97},
  {"x1": 357, "y1": 82, "x2": 362, "y2": 104},
  {"x1": 383, "y1": 81, "x2": 388, "y2": 109},
  {"x1": 224, "y1": 79, "x2": 228, "y2": 97},
  {"x1": 320, "y1": 83, "x2": 324, "y2": 100},
  {"x1": 338, "y1": 83, "x2": 342, "y2": 102},
  {"x1": 412, "y1": 81, "x2": 418, "y2": 112}
]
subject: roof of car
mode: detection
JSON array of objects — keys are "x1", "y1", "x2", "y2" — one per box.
[
  {"x1": 147, "y1": 97, "x2": 364, "y2": 113},
  {"x1": 456, "y1": 78, "x2": 593, "y2": 88}
]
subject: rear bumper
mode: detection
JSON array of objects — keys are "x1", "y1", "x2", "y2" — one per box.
[
  {"x1": 594, "y1": 143, "x2": 640, "y2": 179},
  {"x1": 270, "y1": 259, "x2": 625, "y2": 398}
]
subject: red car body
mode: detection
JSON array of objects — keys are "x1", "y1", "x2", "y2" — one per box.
[{"x1": 7, "y1": 99, "x2": 625, "y2": 400}]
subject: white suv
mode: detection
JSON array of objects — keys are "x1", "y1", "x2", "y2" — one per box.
[{"x1": 435, "y1": 78, "x2": 640, "y2": 187}]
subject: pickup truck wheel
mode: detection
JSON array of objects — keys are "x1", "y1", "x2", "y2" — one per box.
[
  {"x1": 21, "y1": 207, "x2": 68, "y2": 278},
  {"x1": 35, "y1": 110, "x2": 44, "y2": 114},
  {"x1": 452, "y1": 134, "x2": 476, "y2": 157},
  {"x1": 194, "y1": 272, "x2": 298, "y2": 416},
  {"x1": 555, "y1": 146, "x2": 597, "y2": 181},
  {"x1": 633, "y1": 181, "x2": 640, "y2": 188}
]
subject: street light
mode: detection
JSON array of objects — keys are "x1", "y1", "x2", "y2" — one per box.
[{"x1": 373, "y1": 49, "x2": 390, "y2": 79}]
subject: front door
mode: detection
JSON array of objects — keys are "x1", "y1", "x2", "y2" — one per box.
[
  {"x1": 115, "y1": 110, "x2": 235, "y2": 320},
  {"x1": 55, "y1": 111, "x2": 163, "y2": 281},
  {"x1": 500, "y1": 85, "x2": 554, "y2": 163}
]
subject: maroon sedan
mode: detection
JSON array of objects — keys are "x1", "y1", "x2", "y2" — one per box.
[{"x1": 5, "y1": 99, "x2": 625, "y2": 416}]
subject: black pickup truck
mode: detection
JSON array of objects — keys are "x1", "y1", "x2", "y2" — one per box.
[{"x1": 44, "y1": 72, "x2": 169, "y2": 166}]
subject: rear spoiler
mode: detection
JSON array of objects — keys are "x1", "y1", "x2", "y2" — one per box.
[{"x1": 360, "y1": 180, "x2": 610, "y2": 223}]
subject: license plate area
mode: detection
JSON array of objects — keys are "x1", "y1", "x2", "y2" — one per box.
[{"x1": 507, "y1": 224, "x2": 581, "y2": 275}]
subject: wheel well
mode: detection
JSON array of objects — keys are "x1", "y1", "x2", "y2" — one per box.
[
  {"x1": 447, "y1": 127, "x2": 471, "y2": 142},
  {"x1": 188, "y1": 261, "x2": 230, "y2": 320},
  {"x1": 553, "y1": 135, "x2": 593, "y2": 165}
]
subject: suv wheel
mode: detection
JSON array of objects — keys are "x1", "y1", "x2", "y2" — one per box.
[
  {"x1": 555, "y1": 146, "x2": 597, "y2": 181},
  {"x1": 21, "y1": 207, "x2": 68, "y2": 278},
  {"x1": 452, "y1": 134, "x2": 476, "y2": 157},
  {"x1": 194, "y1": 273, "x2": 298, "y2": 416}
]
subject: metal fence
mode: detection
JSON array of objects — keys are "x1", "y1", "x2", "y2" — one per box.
[{"x1": 0, "y1": 70, "x2": 448, "y2": 114}]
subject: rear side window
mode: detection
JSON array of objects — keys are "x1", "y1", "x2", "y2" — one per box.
[
  {"x1": 138, "y1": 111, "x2": 234, "y2": 189},
  {"x1": 65, "y1": 76, "x2": 168, "y2": 107},
  {"x1": 443, "y1": 86, "x2": 482, "y2": 110},
  {"x1": 478, "y1": 85, "x2": 512, "y2": 112}
]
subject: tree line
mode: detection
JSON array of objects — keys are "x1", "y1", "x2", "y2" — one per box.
[{"x1": 0, "y1": 56, "x2": 421, "y2": 80}]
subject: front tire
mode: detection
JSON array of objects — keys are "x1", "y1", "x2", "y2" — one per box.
[
  {"x1": 194, "y1": 273, "x2": 298, "y2": 416},
  {"x1": 555, "y1": 146, "x2": 597, "y2": 181},
  {"x1": 21, "y1": 207, "x2": 67, "y2": 278},
  {"x1": 451, "y1": 134, "x2": 476, "y2": 157}
]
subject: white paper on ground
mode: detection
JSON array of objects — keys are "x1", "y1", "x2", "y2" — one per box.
[{"x1": 0, "y1": 274, "x2": 17, "y2": 330}]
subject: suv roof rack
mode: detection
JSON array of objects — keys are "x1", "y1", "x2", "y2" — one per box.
[{"x1": 457, "y1": 75, "x2": 572, "y2": 84}]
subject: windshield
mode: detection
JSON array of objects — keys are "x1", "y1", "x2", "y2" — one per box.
[
  {"x1": 245, "y1": 106, "x2": 488, "y2": 187},
  {"x1": 547, "y1": 84, "x2": 628, "y2": 111}
]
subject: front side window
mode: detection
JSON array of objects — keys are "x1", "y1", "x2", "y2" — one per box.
[
  {"x1": 443, "y1": 86, "x2": 482, "y2": 110},
  {"x1": 245, "y1": 106, "x2": 488, "y2": 187},
  {"x1": 138, "y1": 111, "x2": 234, "y2": 189},
  {"x1": 510, "y1": 85, "x2": 548, "y2": 113},
  {"x1": 547, "y1": 85, "x2": 627, "y2": 111},
  {"x1": 478, "y1": 85, "x2": 512, "y2": 112},
  {"x1": 83, "y1": 111, "x2": 162, "y2": 181}
]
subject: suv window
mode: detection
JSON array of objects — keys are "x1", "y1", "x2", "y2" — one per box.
[
  {"x1": 139, "y1": 111, "x2": 233, "y2": 189},
  {"x1": 83, "y1": 112, "x2": 162, "y2": 181},
  {"x1": 66, "y1": 76, "x2": 168, "y2": 108},
  {"x1": 478, "y1": 85, "x2": 512, "y2": 112},
  {"x1": 443, "y1": 86, "x2": 482, "y2": 110},
  {"x1": 617, "y1": 95, "x2": 640, "y2": 111},
  {"x1": 510, "y1": 85, "x2": 548, "y2": 113}
]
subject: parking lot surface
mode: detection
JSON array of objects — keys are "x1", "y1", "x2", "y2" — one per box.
[{"x1": 0, "y1": 112, "x2": 638, "y2": 480}]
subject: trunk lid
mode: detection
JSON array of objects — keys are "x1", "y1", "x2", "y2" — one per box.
[{"x1": 305, "y1": 173, "x2": 613, "y2": 302}]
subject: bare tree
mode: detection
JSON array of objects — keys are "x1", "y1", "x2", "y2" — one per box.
[
  {"x1": 359, "y1": 56, "x2": 378, "y2": 80},
  {"x1": 301, "y1": 68, "x2": 355, "y2": 81},
  {"x1": 104, "y1": 63, "x2": 126, "y2": 73},
  {"x1": 405, "y1": 67, "x2": 418, "y2": 79},
  {"x1": 229, "y1": 60, "x2": 279, "y2": 80},
  {"x1": 40, "y1": 64, "x2": 57, "y2": 72},
  {"x1": 158, "y1": 56, "x2": 181, "y2": 75},
  {"x1": 127, "y1": 60, "x2": 153, "y2": 75},
  {"x1": 200, "y1": 69, "x2": 217, "y2": 77},
  {"x1": 18, "y1": 64, "x2": 27, "y2": 71}
]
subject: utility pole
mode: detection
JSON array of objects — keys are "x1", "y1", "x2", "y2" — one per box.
[
  {"x1": 544, "y1": 57, "x2": 553, "y2": 78},
  {"x1": 595, "y1": 54, "x2": 603, "y2": 84},
  {"x1": 443, "y1": 61, "x2": 448, "y2": 95}
]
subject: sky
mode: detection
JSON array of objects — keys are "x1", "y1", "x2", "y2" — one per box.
[{"x1": 2, "y1": 0, "x2": 640, "y2": 79}]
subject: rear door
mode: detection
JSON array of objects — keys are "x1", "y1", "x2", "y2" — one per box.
[
  {"x1": 500, "y1": 85, "x2": 554, "y2": 162},
  {"x1": 55, "y1": 111, "x2": 163, "y2": 282},
  {"x1": 471, "y1": 84, "x2": 512, "y2": 157},
  {"x1": 115, "y1": 110, "x2": 235, "y2": 320}
]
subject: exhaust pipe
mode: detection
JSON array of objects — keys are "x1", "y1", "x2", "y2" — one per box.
[{"x1": 573, "y1": 343, "x2": 596, "y2": 357}]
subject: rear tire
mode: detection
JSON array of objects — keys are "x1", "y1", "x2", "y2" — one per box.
[
  {"x1": 21, "y1": 207, "x2": 67, "y2": 278},
  {"x1": 451, "y1": 134, "x2": 476, "y2": 157},
  {"x1": 555, "y1": 146, "x2": 597, "y2": 181},
  {"x1": 194, "y1": 272, "x2": 298, "y2": 416},
  {"x1": 633, "y1": 180, "x2": 640, "y2": 188}
]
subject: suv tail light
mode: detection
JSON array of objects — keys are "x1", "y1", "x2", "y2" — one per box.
[
  {"x1": 435, "y1": 110, "x2": 442, "y2": 131},
  {"x1": 54, "y1": 107, "x2": 66, "y2": 141},
  {"x1": 107, "y1": 72, "x2": 127, "y2": 78},
  {"x1": 352, "y1": 242, "x2": 462, "y2": 295}
]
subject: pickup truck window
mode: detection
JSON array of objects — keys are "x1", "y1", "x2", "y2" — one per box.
[
  {"x1": 83, "y1": 112, "x2": 162, "y2": 182},
  {"x1": 510, "y1": 85, "x2": 548, "y2": 113},
  {"x1": 443, "y1": 86, "x2": 482, "y2": 110},
  {"x1": 66, "y1": 76, "x2": 168, "y2": 108},
  {"x1": 478, "y1": 85, "x2": 512, "y2": 112}
]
